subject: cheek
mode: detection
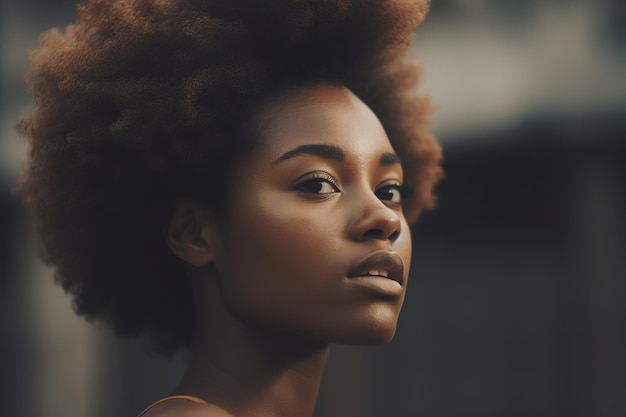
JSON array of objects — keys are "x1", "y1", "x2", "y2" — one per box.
[
  {"x1": 217, "y1": 191, "x2": 344, "y2": 320},
  {"x1": 399, "y1": 218, "x2": 412, "y2": 277}
]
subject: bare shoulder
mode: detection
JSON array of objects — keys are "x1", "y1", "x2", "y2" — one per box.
[{"x1": 139, "y1": 398, "x2": 234, "y2": 417}]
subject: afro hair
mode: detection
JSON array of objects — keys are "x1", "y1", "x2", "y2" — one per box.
[{"x1": 14, "y1": 0, "x2": 442, "y2": 354}]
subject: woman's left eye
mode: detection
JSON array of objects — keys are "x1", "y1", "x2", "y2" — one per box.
[{"x1": 375, "y1": 183, "x2": 404, "y2": 204}]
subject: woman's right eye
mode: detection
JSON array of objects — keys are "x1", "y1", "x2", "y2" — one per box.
[{"x1": 295, "y1": 173, "x2": 339, "y2": 195}]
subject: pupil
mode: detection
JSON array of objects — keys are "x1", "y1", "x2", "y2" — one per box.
[{"x1": 303, "y1": 181, "x2": 323, "y2": 193}]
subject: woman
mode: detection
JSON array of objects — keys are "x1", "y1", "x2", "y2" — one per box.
[{"x1": 14, "y1": 0, "x2": 442, "y2": 416}]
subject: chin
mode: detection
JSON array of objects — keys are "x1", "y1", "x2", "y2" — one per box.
[{"x1": 329, "y1": 314, "x2": 400, "y2": 346}]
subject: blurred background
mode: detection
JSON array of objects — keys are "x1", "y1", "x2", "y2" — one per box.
[{"x1": 1, "y1": 0, "x2": 624, "y2": 416}]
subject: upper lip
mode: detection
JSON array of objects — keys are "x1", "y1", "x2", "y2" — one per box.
[{"x1": 347, "y1": 250, "x2": 404, "y2": 285}]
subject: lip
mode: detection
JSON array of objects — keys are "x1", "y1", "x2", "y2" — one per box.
[{"x1": 347, "y1": 250, "x2": 405, "y2": 287}]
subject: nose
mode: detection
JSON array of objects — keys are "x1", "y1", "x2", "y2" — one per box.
[{"x1": 349, "y1": 197, "x2": 402, "y2": 243}]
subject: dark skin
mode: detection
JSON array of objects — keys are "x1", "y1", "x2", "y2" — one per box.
[{"x1": 154, "y1": 84, "x2": 412, "y2": 417}]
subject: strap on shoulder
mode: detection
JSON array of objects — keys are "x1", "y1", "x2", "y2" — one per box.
[{"x1": 137, "y1": 395, "x2": 208, "y2": 417}]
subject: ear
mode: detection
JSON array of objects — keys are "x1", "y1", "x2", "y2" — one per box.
[{"x1": 166, "y1": 200, "x2": 220, "y2": 268}]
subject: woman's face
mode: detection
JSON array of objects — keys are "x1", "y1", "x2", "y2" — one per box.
[{"x1": 213, "y1": 84, "x2": 412, "y2": 345}]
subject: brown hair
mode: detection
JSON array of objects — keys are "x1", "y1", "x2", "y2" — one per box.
[{"x1": 14, "y1": 0, "x2": 442, "y2": 354}]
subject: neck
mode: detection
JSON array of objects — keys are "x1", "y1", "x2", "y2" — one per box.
[{"x1": 174, "y1": 274, "x2": 330, "y2": 417}]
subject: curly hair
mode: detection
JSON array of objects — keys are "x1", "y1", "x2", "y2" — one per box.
[{"x1": 14, "y1": 0, "x2": 442, "y2": 354}]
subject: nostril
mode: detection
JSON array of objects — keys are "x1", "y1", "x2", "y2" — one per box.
[
  {"x1": 363, "y1": 227, "x2": 400, "y2": 241},
  {"x1": 364, "y1": 229, "x2": 384, "y2": 239}
]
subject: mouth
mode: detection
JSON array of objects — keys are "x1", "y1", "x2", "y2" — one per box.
[{"x1": 347, "y1": 250, "x2": 404, "y2": 286}]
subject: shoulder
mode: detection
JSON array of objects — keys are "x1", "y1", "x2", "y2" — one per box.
[{"x1": 139, "y1": 398, "x2": 234, "y2": 417}]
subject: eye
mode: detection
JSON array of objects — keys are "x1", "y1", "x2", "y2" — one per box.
[
  {"x1": 295, "y1": 172, "x2": 340, "y2": 195},
  {"x1": 375, "y1": 182, "x2": 404, "y2": 204}
]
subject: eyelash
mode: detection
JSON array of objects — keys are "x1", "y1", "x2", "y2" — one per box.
[{"x1": 295, "y1": 173, "x2": 406, "y2": 204}]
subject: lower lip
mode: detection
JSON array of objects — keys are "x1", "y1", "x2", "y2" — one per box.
[{"x1": 347, "y1": 276, "x2": 403, "y2": 297}]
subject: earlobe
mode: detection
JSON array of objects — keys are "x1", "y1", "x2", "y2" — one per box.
[{"x1": 166, "y1": 200, "x2": 218, "y2": 268}]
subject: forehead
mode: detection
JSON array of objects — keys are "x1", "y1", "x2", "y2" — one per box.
[{"x1": 251, "y1": 84, "x2": 394, "y2": 157}]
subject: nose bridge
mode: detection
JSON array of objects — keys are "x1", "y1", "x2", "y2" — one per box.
[{"x1": 349, "y1": 185, "x2": 401, "y2": 242}]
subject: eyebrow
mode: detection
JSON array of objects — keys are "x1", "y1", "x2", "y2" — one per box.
[
  {"x1": 379, "y1": 152, "x2": 401, "y2": 166},
  {"x1": 272, "y1": 144, "x2": 401, "y2": 167},
  {"x1": 273, "y1": 144, "x2": 345, "y2": 164}
]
